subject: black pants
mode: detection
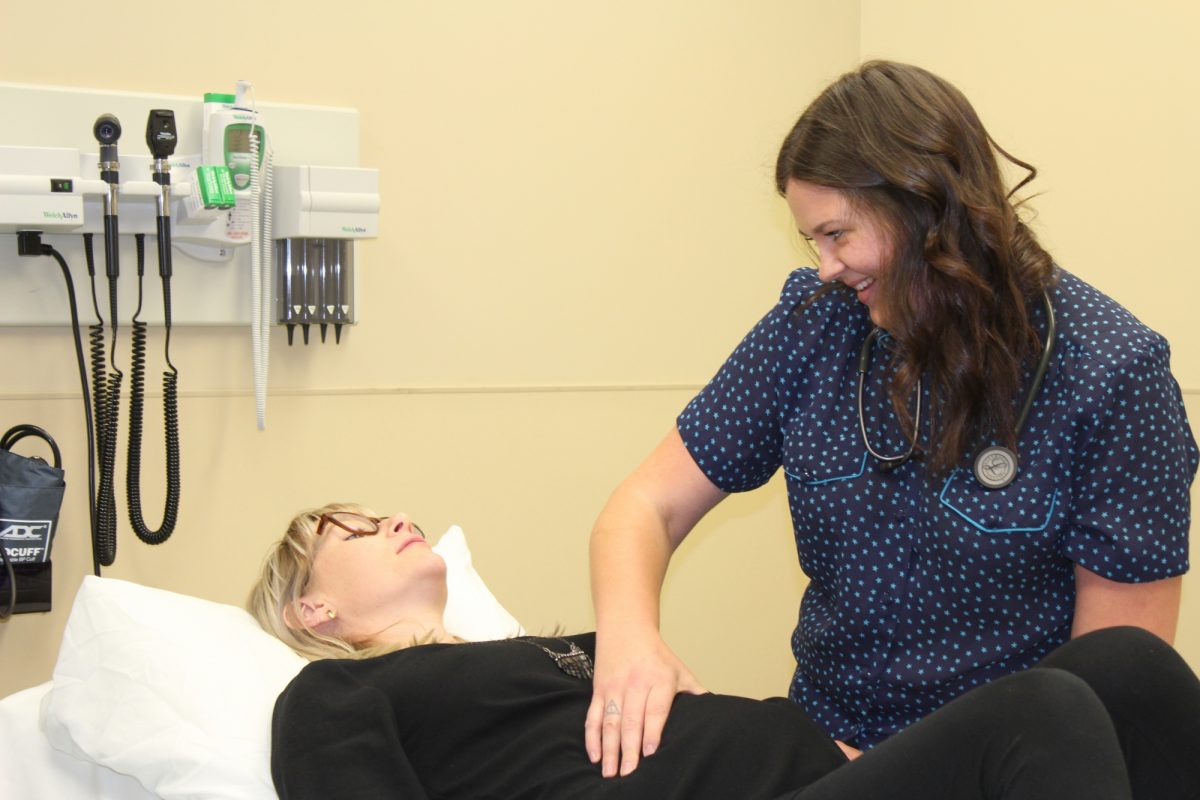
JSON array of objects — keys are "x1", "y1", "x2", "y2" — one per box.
[
  {"x1": 1035, "y1": 626, "x2": 1200, "y2": 800},
  {"x1": 776, "y1": 627, "x2": 1200, "y2": 800}
]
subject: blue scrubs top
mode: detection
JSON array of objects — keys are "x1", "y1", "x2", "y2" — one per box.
[{"x1": 678, "y1": 267, "x2": 1198, "y2": 748}]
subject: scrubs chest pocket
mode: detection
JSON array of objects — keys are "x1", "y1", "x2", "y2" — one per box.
[
  {"x1": 937, "y1": 451, "x2": 1060, "y2": 535},
  {"x1": 935, "y1": 460, "x2": 1065, "y2": 582},
  {"x1": 783, "y1": 429, "x2": 868, "y2": 488},
  {"x1": 782, "y1": 426, "x2": 875, "y2": 581}
]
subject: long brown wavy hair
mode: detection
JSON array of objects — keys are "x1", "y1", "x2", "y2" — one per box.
[{"x1": 775, "y1": 61, "x2": 1055, "y2": 475}]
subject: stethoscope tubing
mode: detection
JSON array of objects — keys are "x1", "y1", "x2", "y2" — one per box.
[
  {"x1": 1014, "y1": 291, "x2": 1056, "y2": 438},
  {"x1": 856, "y1": 290, "x2": 1056, "y2": 482},
  {"x1": 856, "y1": 327, "x2": 919, "y2": 468}
]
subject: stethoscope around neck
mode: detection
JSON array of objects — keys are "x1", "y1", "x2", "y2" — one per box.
[{"x1": 856, "y1": 291, "x2": 1056, "y2": 489}]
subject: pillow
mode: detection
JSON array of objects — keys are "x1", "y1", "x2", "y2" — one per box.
[
  {"x1": 41, "y1": 526, "x2": 521, "y2": 800},
  {"x1": 42, "y1": 576, "x2": 304, "y2": 800},
  {"x1": 437, "y1": 524, "x2": 524, "y2": 641}
]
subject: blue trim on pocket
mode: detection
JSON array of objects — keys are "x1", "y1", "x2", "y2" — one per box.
[
  {"x1": 785, "y1": 452, "x2": 870, "y2": 486},
  {"x1": 937, "y1": 474, "x2": 1059, "y2": 533}
]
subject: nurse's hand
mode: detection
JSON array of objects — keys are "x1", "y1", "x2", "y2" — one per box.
[{"x1": 585, "y1": 631, "x2": 707, "y2": 778}]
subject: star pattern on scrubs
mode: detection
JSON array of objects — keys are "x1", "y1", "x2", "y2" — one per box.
[{"x1": 677, "y1": 267, "x2": 1198, "y2": 748}]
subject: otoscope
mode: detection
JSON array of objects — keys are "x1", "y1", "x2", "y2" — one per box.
[
  {"x1": 126, "y1": 109, "x2": 181, "y2": 545},
  {"x1": 94, "y1": 114, "x2": 121, "y2": 285},
  {"x1": 92, "y1": 113, "x2": 124, "y2": 566}
]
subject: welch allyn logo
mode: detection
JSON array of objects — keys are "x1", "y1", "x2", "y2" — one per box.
[{"x1": 43, "y1": 210, "x2": 81, "y2": 221}]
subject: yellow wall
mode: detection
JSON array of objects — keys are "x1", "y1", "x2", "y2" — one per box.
[
  {"x1": 0, "y1": 1, "x2": 857, "y2": 698},
  {"x1": 1, "y1": 0, "x2": 1197, "y2": 704}
]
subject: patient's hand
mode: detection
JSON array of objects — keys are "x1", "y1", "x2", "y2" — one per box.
[{"x1": 585, "y1": 631, "x2": 707, "y2": 778}]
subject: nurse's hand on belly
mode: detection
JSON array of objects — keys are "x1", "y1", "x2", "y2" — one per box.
[{"x1": 586, "y1": 630, "x2": 707, "y2": 778}]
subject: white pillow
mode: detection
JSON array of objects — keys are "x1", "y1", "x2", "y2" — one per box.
[
  {"x1": 42, "y1": 526, "x2": 521, "y2": 800},
  {"x1": 438, "y1": 524, "x2": 524, "y2": 641}
]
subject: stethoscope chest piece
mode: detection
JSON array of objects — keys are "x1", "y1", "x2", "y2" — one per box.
[{"x1": 973, "y1": 445, "x2": 1018, "y2": 489}]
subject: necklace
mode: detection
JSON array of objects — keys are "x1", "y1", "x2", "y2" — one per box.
[{"x1": 519, "y1": 637, "x2": 594, "y2": 680}]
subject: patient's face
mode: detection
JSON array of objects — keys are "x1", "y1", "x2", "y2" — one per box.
[{"x1": 307, "y1": 511, "x2": 447, "y2": 629}]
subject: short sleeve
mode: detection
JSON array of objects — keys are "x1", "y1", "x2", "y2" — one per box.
[
  {"x1": 1063, "y1": 338, "x2": 1199, "y2": 581},
  {"x1": 677, "y1": 319, "x2": 784, "y2": 492},
  {"x1": 677, "y1": 270, "x2": 843, "y2": 493},
  {"x1": 271, "y1": 661, "x2": 430, "y2": 800}
]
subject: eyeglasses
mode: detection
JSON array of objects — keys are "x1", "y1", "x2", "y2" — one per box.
[{"x1": 316, "y1": 512, "x2": 425, "y2": 540}]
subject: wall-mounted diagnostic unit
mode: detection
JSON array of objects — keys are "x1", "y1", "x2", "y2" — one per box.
[
  {"x1": 0, "y1": 82, "x2": 381, "y2": 412},
  {"x1": 0, "y1": 81, "x2": 381, "y2": 585}
]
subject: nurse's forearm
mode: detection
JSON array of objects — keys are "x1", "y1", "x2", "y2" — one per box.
[
  {"x1": 590, "y1": 487, "x2": 676, "y2": 636},
  {"x1": 589, "y1": 427, "x2": 727, "y2": 635}
]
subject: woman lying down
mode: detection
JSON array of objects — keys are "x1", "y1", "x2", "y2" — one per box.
[{"x1": 248, "y1": 504, "x2": 1200, "y2": 800}]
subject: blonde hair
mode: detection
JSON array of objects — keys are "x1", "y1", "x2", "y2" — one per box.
[{"x1": 248, "y1": 502, "x2": 410, "y2": 661}]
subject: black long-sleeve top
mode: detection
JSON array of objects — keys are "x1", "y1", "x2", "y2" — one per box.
[{"x1": 272, "y1": 633, "x2": 846, "y2": 799}]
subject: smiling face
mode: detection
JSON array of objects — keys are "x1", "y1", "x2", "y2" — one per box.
[
  {"x1": 784, "y1": 179, "x2": 895, "y2": 327},
  {"x1": 299, "y1": 511, "x2": 448, "y2": 646}
]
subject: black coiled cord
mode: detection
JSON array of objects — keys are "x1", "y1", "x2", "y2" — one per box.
[
  {"x1": 83, "y1": 235, "x2": 107, "y2": 464},
  {"x1": 85, "y1": 281, "x2": 108, "y2": 451},
  {"x1": 126, "y1": 234, "x2": 180, "y2": 544},
  {"x1": 94, "y1": 372, "x2": 121, "y2": 567},
  {"x1": 83, "y1": 234, "x2": 118, "y2": 568}
]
